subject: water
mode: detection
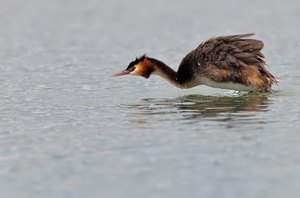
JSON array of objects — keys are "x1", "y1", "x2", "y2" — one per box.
[{"x1": 0, "y1": 0, "x2": 300, "y2": 197}]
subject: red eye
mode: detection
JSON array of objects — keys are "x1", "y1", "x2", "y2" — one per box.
[{"x1": 129, "y1": 66, "x2": 136, "y2": 72}]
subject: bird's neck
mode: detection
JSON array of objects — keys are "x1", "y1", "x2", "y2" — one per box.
[{"x1": 147, "y1": 58, "x2": 188, "y2": 89}]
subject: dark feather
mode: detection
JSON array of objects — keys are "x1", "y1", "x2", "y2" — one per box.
[
  {"x1": 177, "y1": 33, "x2": 277, "y2": 89},
  {"x1": 126, "y1": 54, "x2": 147, "y2": 69}
]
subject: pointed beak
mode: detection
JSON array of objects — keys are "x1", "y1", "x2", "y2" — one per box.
[{"x1": 113, "y1": 70, "x2": 130, "y2": 77}]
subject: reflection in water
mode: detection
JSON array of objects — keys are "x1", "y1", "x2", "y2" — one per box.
[
  {"x1": 174, "y1": 94, "x2": 269, "y2": 118},
  {"x1": 122, "y1": 93, "x2": 271, "y2": 126}
]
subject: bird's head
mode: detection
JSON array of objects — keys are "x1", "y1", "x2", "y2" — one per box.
[{"x1": 113, "y1": 55, "x2": 154, "y2": 78}]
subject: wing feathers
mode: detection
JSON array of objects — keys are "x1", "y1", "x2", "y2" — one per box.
[{"x1": 178, "y1": 33, "x2": 277, "y2": 88}]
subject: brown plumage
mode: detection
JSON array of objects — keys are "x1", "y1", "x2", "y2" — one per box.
[{"x1": 114, "y1": 33, "x2": 277, "y2": 92}]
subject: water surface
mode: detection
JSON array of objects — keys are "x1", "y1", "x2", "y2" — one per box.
[{"x1": 0, "y1": 0, "x2": 300, "y2": 197}]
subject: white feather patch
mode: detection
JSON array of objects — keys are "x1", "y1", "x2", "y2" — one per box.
[{"x1": 201, "y1": 78, "x2": 256, "y2": 91}]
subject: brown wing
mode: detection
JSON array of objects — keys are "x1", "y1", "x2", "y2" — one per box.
[{"x1": 177, "y1": 33, "x2": 277, "y2": 89}]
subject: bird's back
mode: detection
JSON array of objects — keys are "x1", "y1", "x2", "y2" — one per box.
[{"x1": 177, "y1": 33, "x2": 276, "y2": 91}]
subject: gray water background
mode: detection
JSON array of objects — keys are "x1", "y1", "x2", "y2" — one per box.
[{"x1": 0, "y1": 0, "x2": 300, "y2": 197}]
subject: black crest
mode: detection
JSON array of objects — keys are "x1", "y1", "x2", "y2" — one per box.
[{"x1": 126, "y1": 54, "x2": 147, "y2": 70}]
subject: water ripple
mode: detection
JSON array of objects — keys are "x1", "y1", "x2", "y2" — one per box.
[{"x1": 120, "y1": 93, "x2": 272, "y2": 130}]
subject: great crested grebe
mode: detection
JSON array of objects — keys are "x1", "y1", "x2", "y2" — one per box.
[{"x1": 113, "y1": 33, "x2": 277, "y2": 92}]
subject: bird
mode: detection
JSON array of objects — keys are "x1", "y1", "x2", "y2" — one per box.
[{"x1": 113, "y1": 33, "x2": 277, "y2": 92}]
